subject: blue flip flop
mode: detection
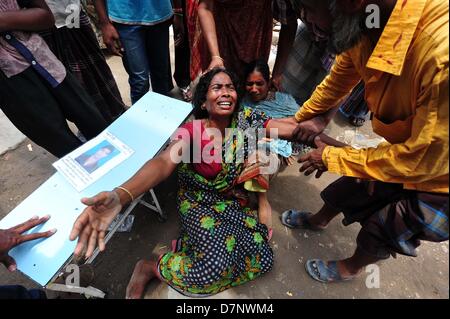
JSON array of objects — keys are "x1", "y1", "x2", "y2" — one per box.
[
  {"x1": 305, "y1": 259, "x2": 355, "y2": 283},
  {"x1": 280, "y1": 209, "x2": 324, "y2": 230}
]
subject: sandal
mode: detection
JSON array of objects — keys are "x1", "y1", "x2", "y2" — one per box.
[
  {"x1": 280, "y1": 209, "x2": 325, "y2": 230},
  {"x1": 305, "y1": 259, "x2": 355, "y2": 283}
]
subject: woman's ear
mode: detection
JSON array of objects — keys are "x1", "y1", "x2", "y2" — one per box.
[{"x1": 339, "y1": 0, "x2": 366, "y2": 14}]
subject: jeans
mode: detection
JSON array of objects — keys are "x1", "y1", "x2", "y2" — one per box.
[{"x1": 115, "y1": 22, "x2": 173, "y2": 104}]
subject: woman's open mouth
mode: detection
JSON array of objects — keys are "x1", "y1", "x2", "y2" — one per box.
[{"x1": 217, "y1": 101, "x2": 233, "y2": 110}]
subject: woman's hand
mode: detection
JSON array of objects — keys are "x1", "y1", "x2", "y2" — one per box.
[
  {"x1": 69, "y1": 191, "x2": 123, "y2": 259},
  {"x1": 206, "y1": 56, "x2": 224, "y2": 72}
]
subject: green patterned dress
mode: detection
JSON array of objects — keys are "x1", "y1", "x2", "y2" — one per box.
[{"x1": 157, "y1": 108, "x2": 273, "y2": 296}]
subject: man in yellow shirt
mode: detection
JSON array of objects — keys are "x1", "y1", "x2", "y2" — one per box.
[{"x1": 280, "y1": 0, "x2": 449, "y2": 283}]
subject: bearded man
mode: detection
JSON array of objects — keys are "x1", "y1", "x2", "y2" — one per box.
[{"x1": 281, "y1": 0, "x2": 449, "y2": 283}]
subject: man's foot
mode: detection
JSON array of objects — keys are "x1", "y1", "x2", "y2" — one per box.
[
  {"x1": 305, "y1": 259, "x2": 361, "y2": 283},
  {"x1": 280, "y1": 210, "x2": 327, "y2": 230},
  {"x1": 126, "y1": 260, "x2": 156, "y2": 299}
]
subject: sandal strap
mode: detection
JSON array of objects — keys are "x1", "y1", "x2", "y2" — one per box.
[
  {"x1": 306, "y1": 259, "x2": 353, "y2": 283},
  {"x1": 281, "y1": 209, "x2": 313, "y2": 229}
]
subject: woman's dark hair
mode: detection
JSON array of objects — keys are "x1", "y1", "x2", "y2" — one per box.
[
  {"x1": 244, "y1": 59, "x2": 271, "y2": 83},
  {"x1": 192, "y1": 67, "x2": 242, "y2": 119}
]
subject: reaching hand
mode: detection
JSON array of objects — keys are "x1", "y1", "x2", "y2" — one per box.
[
  {"x1": 101, "y1": 22, "x2": 123, "y2": 56},
  {"x1": 206, "y1": 56, "x2": 224, "y2": 72},
  {"x1": 298, "y1": 136, "x2": 328, "y2": 178},
  {"x1": 0, "y1": 215, "x2": 56, "y2": 271},
  {"x1": 69, "y1": 191, "x2": 122, "y2": 259},
  {"x1": 292, "y1": 116, "x2": 327, "y2": 146}
]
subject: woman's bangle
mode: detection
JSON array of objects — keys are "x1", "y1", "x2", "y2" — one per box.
[
  {"x1": 211, "y1": 55, "x2": 224, "y2": 62},
  {"x1": 115, "y1": 186, "x2": 134, "y2": 202}
]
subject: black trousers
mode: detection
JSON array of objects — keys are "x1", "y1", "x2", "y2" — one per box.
[
  {"x1": 40, "y1": 10, "x2": 126, "y2": 122},
  {"x1": 0, "y1": 68, "x2": 108, "y2": 158},
  {"x1": 173, "y1": 0, "x2": 191, "y2": 88}
]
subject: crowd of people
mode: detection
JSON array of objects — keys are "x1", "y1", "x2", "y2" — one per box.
[{"x1": 0, "y1": 0, "x2": 448, "y2": 299}]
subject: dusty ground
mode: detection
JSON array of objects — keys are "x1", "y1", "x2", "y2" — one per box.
[{"x1": 0, "y1": 32, "x2": 448, "y2": 299}]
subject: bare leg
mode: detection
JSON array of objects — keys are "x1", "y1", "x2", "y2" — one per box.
[
  {"x1": 336, "y1": 247, "x2": 382, "y2": 278},
  {"x1": 306, "y1": 204, "x2": 341, "y2": 229},
  {"x1": 258, "y1": 192, "x2": 272, "y2": 231},
  {"x1": 126, "y1": 259, "x2": 158, "y2": 299}
]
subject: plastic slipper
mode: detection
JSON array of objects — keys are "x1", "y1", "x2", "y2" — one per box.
[
  {"x1": 280, "y1": 209, "x2": 325, "y2": 230},
  {"x1": 305, "y1": 259, "x2": 355, "y2": 283}
]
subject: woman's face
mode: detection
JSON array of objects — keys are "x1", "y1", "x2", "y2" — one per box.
[
  {"x1": 245, "y1": 71, "x2": 269, "y2": 103},
  {"x1": 204, "y1": 72, "x2": 238, "y2": 118}
]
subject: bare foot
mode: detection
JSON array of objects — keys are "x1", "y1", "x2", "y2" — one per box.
[
  {"x1": 336, "y1": 259, "x2": 363, "y2": 278},
  {"x1": 125, "y1": 259, "x2": 156, "y2": 299}
]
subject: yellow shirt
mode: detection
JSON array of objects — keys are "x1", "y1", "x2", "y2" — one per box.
[{"x1": 295, "y1": 0, "x2": 449, "y2": 194}]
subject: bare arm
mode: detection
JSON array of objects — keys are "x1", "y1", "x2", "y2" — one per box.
[
  {"x1": 115, "y1": 139, "x2": 186, "y2": 205},
  {"x1": 69, "y1": 139, "x2": 188, "y2": 257},
  {"x1": 0, "y1": 0, "x2": 54, "y2": 32},
  {"x1": 198, "y1": 0, "x2": 223, "y2": 70},
  {"x1": 93, "y1": 0, "x2": 109, "y2": 26},
  {"x1": 93, "y1": 0, "x2": 123, "y2": 55},
  {"x1": 266, "y1": 117, "x2": 347, "y2": 148}
]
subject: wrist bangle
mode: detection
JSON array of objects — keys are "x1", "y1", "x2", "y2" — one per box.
[
  {"x1": 174, "y1": 12, "x2": 184, "y2": 16},
  {"x1": 211, "y1": 55, "x2": 224, "y2": 62},
  {"x1": 115, "y1": 186, "x2": 134, "y2": 202}
]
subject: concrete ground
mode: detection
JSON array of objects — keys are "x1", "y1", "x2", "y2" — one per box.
[{"x1": 0, "y1": 30, "x2": 448, "y2": 299}]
